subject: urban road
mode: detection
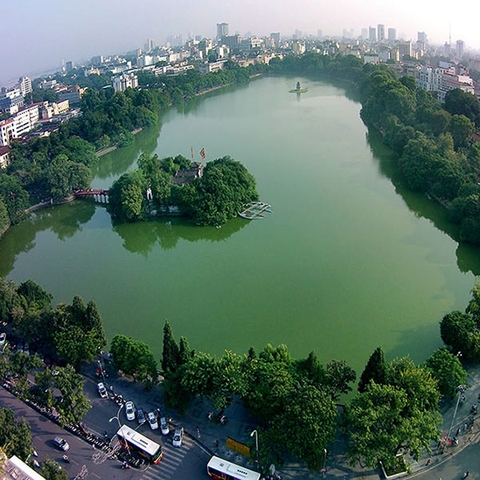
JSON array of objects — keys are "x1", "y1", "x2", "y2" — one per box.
[{"x1": 0, "y1": 381, "x2": 211, "y2": 479}]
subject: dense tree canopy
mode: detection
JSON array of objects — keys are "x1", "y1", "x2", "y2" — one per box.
[
  {"x1": 425, "y1": 348, "x2": 468, "y2": 398},
  {"x1": 346, "y1": 357, "x2": 441, "y2": 472},
  {"x1": 110, "y1": 334, "x2": 158, "y2": 382},
  {"x1": 108, "y1": 154, "x2": 258, "y2": 226},
  {"x1": 0, "y1": 407, "x2": 32, "y2": 460}
]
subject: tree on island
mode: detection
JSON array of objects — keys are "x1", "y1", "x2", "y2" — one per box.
[
  {"x1": 108, "y1": 153, "x2": 258, "y2": 226},
  {"x1": 177, "y1": 156, "x2": 258, "y2": 225}
]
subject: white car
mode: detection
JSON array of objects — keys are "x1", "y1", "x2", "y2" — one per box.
[
  {"x1": 125, "y1": 401, "x2": 136, "y2": 421},
  {"x1": 160, "y1": 417, "x2": 169, "y2": 435},
  {"x1": 0, "y1": 332, "x2": 6, "y2": 347},
  {"x1": 147, "y1": 411, "x2": 158, "y2": 430},
  {"x1": 97, "y1": 382, "x2": 108, "y2": 398},
  {"x1": 53, "y1": 436, "x2": 70, "y2": 451},
  {"x1": 172, "y1": 427, "x2": 183, "y2": 447}
]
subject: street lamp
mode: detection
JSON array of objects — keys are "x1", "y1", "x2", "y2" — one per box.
[
  {"x1": 250, "y1": 429, "x2": 259, "y2": 467},
  {"x1": 447, "y1": 385, "x2": 467, "y2": 442}
]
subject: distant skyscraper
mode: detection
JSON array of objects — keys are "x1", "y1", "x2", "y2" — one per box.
[
  {"x1": 361, "y1": 28, "x2": 368, "y2": 40},
  {"x1": 388, "y1": 28, "x2": 396, "y2": 41},
  {"x1": 456, "y1": 40, "x2": 464, "y2": 58},
  {"x1": 317, "y1": 29, "x2": 323, "y2": 39},
  {"x1": 65, "y1": 61, "x2": 74, "y2": 72},
  {"x1": 270, "y1": 32, "x2": 280, "y2": 47},
  {"x1": 417, "y1": 31, "x2": 427, "y2": 44},
  {"x1": 145, "y1": 38, "x2": 154, "y2": 52},
  {"x1": 369, "y1": 26, "x2": 376, "y2": 42},
  {"x1": 217, "y1": 23, "x2": 229, "y2": 40},
  {"x1": 377, "y1": 24, "x2": 385, "y2": 42}
]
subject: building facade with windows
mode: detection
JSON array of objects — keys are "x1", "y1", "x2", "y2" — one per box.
[{"x1": 0, "y1": 104, "x2": 40, "y2": 146}]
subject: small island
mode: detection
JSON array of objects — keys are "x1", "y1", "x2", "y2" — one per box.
[
  {"x1": 107, "y1": 153, "x2": 259, "y2": 226},
  {"x1": 290, "y1": 81, "x2": 308, "y2": 94}
]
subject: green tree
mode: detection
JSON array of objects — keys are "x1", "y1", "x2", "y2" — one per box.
[
  {"x1": 110, "y1": 334, "x2": 158, "y2": 382},
  {"x1": 440, "y1": 310, "x2": 480, "y2": 359},
  {"x1": 448, "y1": 114, "x2": 474, "y2": 150},
  {"x1": 425, "y1": 348, "x2": 467, "y2": 398},
  {"x1": 444, "y1": 88, "x2": 480, "y2": 127},
  {"x1": 0, "y1": 173, "x2": 29, "y2": 224},
  {"x1": 267, "y1": 383, "x2": 337, "y2": 469},
  {"x1": 178, "y1": 336, "x2": 193, "y2": 366},
  {"x1": 52, "y1": 365, "x2": 91, "y2": 426},
  {"x1": 41, "y1": 457, "x2": 69, "y2": 480},
  {"x1": 162, "y1": 320, "x2": 179, "y2": 374},
  {"x1": 358, "y1": 346, "x2": 387, "y2": 393},
  {"x1": 466, "y1": 280, "x2": 480, "y2": 323},
  {"x1": 107, "y1": 171, "x2": 147, "y2": 221},
  {"x1": 346, "y1": 357, "x2": 441, "y2": 471},
  {"x1": 51, "y1": 297, "x2": 106, "y2": 368},
  {"x1": 0, "y1": 407, "x2": 32, "y2": 460},
  {"x1": 0, "y1": 197, "x2": 9, "y2": 235},
  {"x1": 325, "y1": 359, "x2": 356, "y2": 400}
]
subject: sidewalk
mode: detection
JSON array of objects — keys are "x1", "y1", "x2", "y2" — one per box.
[{"x1": 86, "y1": 360, "x2": 480, "y2": 480}]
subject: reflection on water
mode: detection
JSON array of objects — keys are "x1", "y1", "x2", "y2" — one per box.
[
  {"x1": 90, "y1": 123, "x2": 162, "y2": 183},
  {"x1": 113, "y1": 217, "x2": 248, "y2": 255},
  {"x1": 0, "y1": 201, "x2": 95, "y2": 278},
  {"x1": 367, "y1": 129, "x2": 480, "y2": 276}
]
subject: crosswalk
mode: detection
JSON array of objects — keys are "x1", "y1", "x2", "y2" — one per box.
[{"x1": 140, "y1": 435, "x2": 194, "y2": 480}]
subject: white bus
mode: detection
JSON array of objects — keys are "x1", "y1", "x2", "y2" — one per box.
[
  {"x1": 116, "y1": 425, "x2": 163, "y2": 464},
  {"x1": 207, "y1": 456, "x2": 261, "y2": 480}
]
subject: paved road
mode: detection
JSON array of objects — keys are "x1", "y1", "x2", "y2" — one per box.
[{"x1": 0, "y1": 385, "x2": 210, "y2": 479}]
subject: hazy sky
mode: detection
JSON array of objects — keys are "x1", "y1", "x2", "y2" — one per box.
[{"x1": 2, "y1": 0, "x2": 479, "y2": 87}]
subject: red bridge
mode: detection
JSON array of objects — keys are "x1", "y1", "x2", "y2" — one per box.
[{"x1": 74, "y1": 189, "x2": 109, "y2": 203}]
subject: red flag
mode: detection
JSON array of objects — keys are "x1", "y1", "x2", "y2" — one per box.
[{"x1": 200, "y1": 148, "x2": 205, "y2": 160}]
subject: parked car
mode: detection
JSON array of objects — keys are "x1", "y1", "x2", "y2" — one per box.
[
  {"x1": 125, "y1": 401, "x2": 136, "y2": 421},
  {"x1": 53, "y1": 437, "x2": 70, "y2": 451},
  {"x1": 147, "y1": 411, "x2": 158, "y2": 430},
  {"x1": 160, "y1": 417, "x2": 169, "y2": 435},
  {"x1": 97, "y1": 382, "x2": 108, "y2": 398},
  {"x1": 172, "y1": 427, "x2": 184, "y2": 447},
  {"x1": 137, "y1": 408, "x2": 146, "y2": 425}
]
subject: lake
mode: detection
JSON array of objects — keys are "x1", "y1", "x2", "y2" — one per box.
[{"x1": 0, "y1": 76, "x2": 477, "y2": 374}]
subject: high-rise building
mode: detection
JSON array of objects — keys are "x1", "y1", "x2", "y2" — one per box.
[
  {"x1": 387, "y1": 28, "x2": 396, "y2": 41},
  {"x1": 270, "y1": 32, "x2": 280, "y2": 47},
  {"x1": 217, "y1": 23, "x2": 229, "y2": 40},
  {"x1": 369, "y1": 26, "x2": 376, "y2": 42},
  {"x1": 65, "y1": 60, "x2": 75, "y2": 72},
  {"x1": 456, "y1": 40, "x2": 464, "y2": 58},
  {"x1": 145, "y1": 38, "x2": 154, "y2": 52},
  {"x1": 361, "y1": 28, "x2": 368, "y2": 40},
  {"x1": 317, "y1": 29, "x2": 323, "y2": 39},
  {"x1": 377, "y1": 24, "x2": 385, "y2": 42},
  {"x1": 18, "y1": 77, "x2": 32, "y2": 96}
]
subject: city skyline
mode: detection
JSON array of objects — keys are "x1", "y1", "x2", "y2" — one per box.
[{"x1": 2, "y1": 0, "x2": 479, "y2": 87}]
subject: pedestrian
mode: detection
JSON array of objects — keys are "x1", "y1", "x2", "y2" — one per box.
[
  {"x1": 456, "y1": 427, "x2": 461, "y2": 436},
  {"x1": 215, "y1": 439, "x2": 219, "y2": 447},
  {"x1": 464, "y1": 423, "x2": 468, "y2": 432},
  {"x1": 426, "y1": 458, "x2": 431, "y2": 466}
]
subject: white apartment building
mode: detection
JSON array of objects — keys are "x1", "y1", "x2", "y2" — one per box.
[
  {"x1": 18, "y1": 76, "x2": 33, "y2": 96},
  {"x1": 0, "y1": 104, "x2": 40, "y2": 146},
  {"x1": 416, "y1": 65, "x2": 474, "y2": 101},
  {"x1": 112, "y1": 73, "x2": 139, "y2": 92}
]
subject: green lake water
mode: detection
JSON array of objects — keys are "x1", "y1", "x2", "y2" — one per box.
[{"x1": 1, "y1": 76, "x2": 479, "y2": 374}]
